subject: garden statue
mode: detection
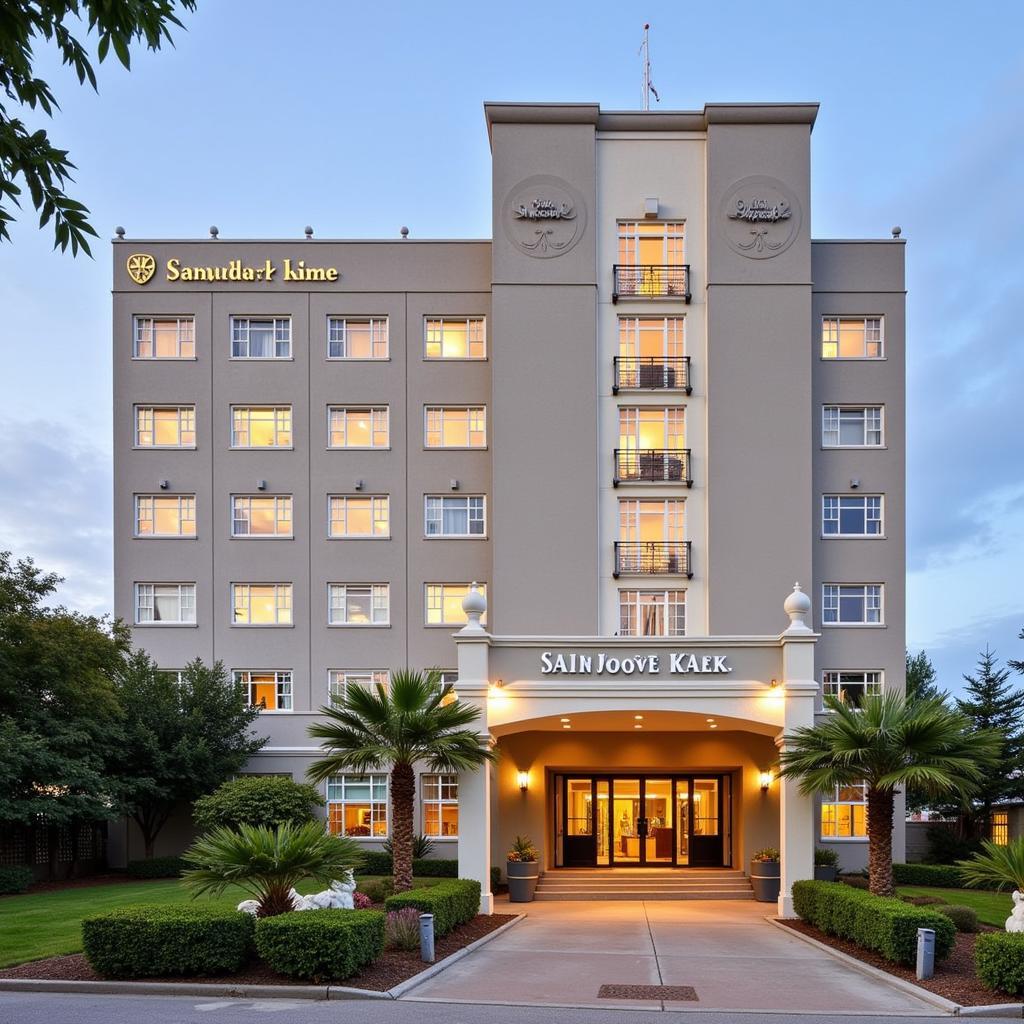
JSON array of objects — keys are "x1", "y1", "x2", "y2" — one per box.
[
  {"x1": 1005, "y1": 890, "x2": 1024, "y2": 933},
  {"x1": 236, "y1": 869, "x2": 358, "y2": 915}
]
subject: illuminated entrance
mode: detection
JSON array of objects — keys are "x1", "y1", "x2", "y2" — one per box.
[{"x1": 554, "y1": 774, "x2": 731, "y2": 868}]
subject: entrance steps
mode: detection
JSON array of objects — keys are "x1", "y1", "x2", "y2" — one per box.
[{"x1": 534, "y1": 867, "x2": 754, "y2": 901}]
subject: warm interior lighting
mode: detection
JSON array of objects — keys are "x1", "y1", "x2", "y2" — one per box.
[
  {"x1": 560, "y1": 717, "x2": 570, "y2": 723},
  {"x1": 759, "y1": 770, "x2": 772, "y2": 793},
  {"x1": 706, "y1": 717, "x2": 715, "y2": 723},
  {"x1": 516, "y1": 770, "x2": 529, "y2": 792},
  {"x1": 709, "y1": 723, "x2": 718, "y2": 729},
  {"x1": 634, "y1": 714, "x2": 644, "y2": 721},
  {"x1": 634, "y1": 724, "x2": 643, "y2": 730}
]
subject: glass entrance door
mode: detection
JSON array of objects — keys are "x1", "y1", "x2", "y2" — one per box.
[
  {"x1": 689, "y1": 778, "x2": 724, "y2": 867},
  {"x1": 609, "y1": 778, "x2": 673, "y2": 865},
  {"x1": 611, "y1": 778, "x2": 641, "y2": 864}
]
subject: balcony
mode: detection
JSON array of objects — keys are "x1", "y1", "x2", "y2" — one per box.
[
  {"x1": 612, "y1": 264, "x2": 691, "y2": 304},
  {"x1": 614, "y1": 541, "x2": 693, "y2": 578},
  {"x1": 613, "y1": 449, "x2": 692, "y2": 487},
  {"x1": 613, "y1": 356, "x2": 691, "y2": 394}
]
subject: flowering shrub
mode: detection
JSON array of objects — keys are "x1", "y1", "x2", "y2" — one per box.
[
  {"x1": 752, "y1": 847, "x2": 780, "y2": 862},
  {"x1": 507, "y1": 835, "x2": 538, "y2": 862},
  {"x1": 353, "y1": 891, "x2": 373, "y2": 910},
  {"x1": 385, "y1": 907, "x2": 421, "y2": 951}
]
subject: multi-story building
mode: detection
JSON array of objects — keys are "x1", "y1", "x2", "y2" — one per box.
[{"x1": 113, "y1": 100, "x2": 906, "y2": 915}]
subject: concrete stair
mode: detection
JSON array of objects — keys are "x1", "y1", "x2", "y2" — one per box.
[{"x1": 534, "y1": 867, "x2": 754, "y2": 901}]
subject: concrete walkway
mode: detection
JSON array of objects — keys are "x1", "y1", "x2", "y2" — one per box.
[{"x1": 405, "y1": 898, "x2": 941, "y2": 1013}]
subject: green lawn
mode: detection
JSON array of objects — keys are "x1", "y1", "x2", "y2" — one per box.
[
  {"x1": 897, "y1": 885, "x2": 1014, "y2": 928},
  {"x1": 0, "y1": 875, "x2": 436, "y2": 968}
]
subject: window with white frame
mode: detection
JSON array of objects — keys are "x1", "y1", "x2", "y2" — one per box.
[
  {"x1": 424, "y1": 407, "x2": 486, "y2": 448},
  {"x1": 231, "y1": 495, "x2": 293, "y2": 537},
  {"x1": 328, "y1": 584, "x2": 390, "y2": 625},
  {"x1": 821, "y1": 782, "x2": 867, "y2": 839},
  {"x1": 422, "y1": 774, "x2": 459, "y2": 837},
  {"x1": 822, "y1": 670, "x2": 883, "y2": 707},
  {"x1": 134, "y1": 316, "x2": 195, "y2": 359},
  {"x1": 231, "y1": 406, "x2": 292, "y2": 448},
  {"x1": 425, "y1": 583, "x2": 486, "y2": 626},
  {"x1": 618, "y1": 499, "x2": 685, "y2": 543},
  {"x1": 619, "y1": 590, "x2": 686, "y2": 637},
  {"x1": 822, "y1": 317, "x2": 883, "y2": 359},
  {"x1": 822, "y1": 495, "x2": 883, "y2": 537},
  {"x1": 424, "y1": 317, "x2": 486, "y2": 359},
  {"x1": 822, "y1": 406, "x2": 883, "y2": 447},
  {"x1": 327, "y1": 774, "x2": 388, "y2": 837},
  {"x1": 135, "y1": 406, "x2": 196, "y2": 448},
  {"x1": 231, "y1": 317, "x2": 291, "y2": 358},
  {"x1": 134, "y1": 583, "x2": 196, "y2": 624},
  {"x1": 617, "y1": 221, "x2": 685, "y2": 266},
  {"x1": 328, "y1": 407, "x2": 389, "y2": 448},
  {"x1": 618, "y1": 407, "x2": 685, "y2": 450},
  {"x1": 231, "y1": 583, "x2": 293, "y2": 625},
  {"x1": 437, "y1": 671, "x2": 458, "y2": 685},
  {"x1": 328, "y1": 670, "x2": 389, "y2": 704},
  {"x1": 327, "y1": 317, "x2": 388, "y2": 359},
  {"x1": 822, "y1": 584, "x2": 883, "y2": 625},
  {"x1": 135, "y1": 495, "x2": 196, "y2": 537},
  {"x1": 328, "y1": 495, "x2": 389, "y2": 538},
  {"x1": 424, "y1": 495, "x2": 485, "y2": 537},
  {"x1": 234, "y1": 669, "x2": 292, "y2": 712}
]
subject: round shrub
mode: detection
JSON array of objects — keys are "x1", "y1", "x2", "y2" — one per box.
[
  {"x1": 192, "y1": 776, "x2": 324, "y2": 833},
  {"x1": 0, "y1": 866, "x2": 34, "y2": 894},
  {"x1": 255, "y1": 909, "x2": 385, "y2": 982},
  {"x1": 82, "y1": 904, "x2": 254, "y2": 978},
  {"x1": 933, "y1": 904, "x2": 979, "y2": 933},
  {"x1": 977, "y1": 932, "x2": 1024, "y2": 995},
  {"x1": 359, "y1": 878, "x2": 394, "y2": 904}
]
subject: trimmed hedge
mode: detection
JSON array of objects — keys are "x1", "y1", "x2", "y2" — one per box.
[
  {"x1": 933, "y1": 904, "x2": 979, "y2": 933},
  {"x1": 891, "y1": 862, "x2": 964, "y2": 888},
  {"x1": 792, "y1": 880, "x2": 956, "y2": 966},
  {"x1": 384, "y1": 878, "x2": 481, "y2": 937},
  {"x1": 357, "y1": 853, "x2": 459, "y2": 878},
  {"x1": 82, "y1": 904, "x2": 254, "y2": 978},
  {"x1": 976, "y1": 932, "x2": 1024, "y2": 996},
  {"x1": 255, "y1": 909, "x2": 385, "y2": 982},
  {"x1": 0, "y1": 866, "x2": 33, "y2": 894},
  {"x1": 359, "y1": 851, "x2": 392, "y2": 875},
  {"x1": 126, "y1": 856, "x2": 185, "y2": 879}
]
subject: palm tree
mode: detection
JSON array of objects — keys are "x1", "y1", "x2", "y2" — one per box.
[
  {"x1": 777, "y1": 693, "x2": 1000, "y2": 897},
  {"x1": 182, "y1": 821, "x2": 364, "y2": 916},
  {"x1": 307, "y1": 669, "x2": 495, "y2": 892},
  {"x1": 958, "y1": 838, "x2": 1024, "y2": 892}
]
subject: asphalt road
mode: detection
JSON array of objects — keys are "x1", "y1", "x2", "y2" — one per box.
[{"x1": 0, "y1": 993, "x2": 955, "y2": 1024}]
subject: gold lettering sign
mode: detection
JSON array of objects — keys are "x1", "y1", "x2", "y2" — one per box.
[{"x1": 127, "y1": 255, "x2": 340, "y2": 285}]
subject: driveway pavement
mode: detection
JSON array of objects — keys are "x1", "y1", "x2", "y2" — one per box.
[{"x1": 405, "y1": 898, "x2": 942, "y2": 1013}]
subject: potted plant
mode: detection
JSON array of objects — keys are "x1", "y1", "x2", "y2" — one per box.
[
  {"x1": 814, "y1": 846, "x2": 840, "y2": 882},
  {"x1": 506, "y1": 835, "x2": 539, "y2": 903},
  {"x1": 750, "y1": 846, "x2": 780, "y2": 903}
]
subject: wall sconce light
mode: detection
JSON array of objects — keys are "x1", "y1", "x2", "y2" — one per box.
[
  {"x1": 354, "y1": 479, "x2": 364, "y2": 491},
  {"x1": 769, "y1": 678, "x2": 779, "y2": 689},
  {"x1": 517, "y1": 770, "x2": 529, "y2": 792},
  {"x1": 450, "y1": 479, "x2": 460, "y2": 491},
  {"x1": 159, "y1": 479, "x2": 169, "y2": 490},
  {"x1": 759, "y1": 770, "x2": 773, "y2": 793},
  {"x1": 256, "y1": 479, "x2": 267, "y2": 491}
]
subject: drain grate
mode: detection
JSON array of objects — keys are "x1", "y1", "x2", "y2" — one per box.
[{"x1": 598, "y1": 984, "x2": 698, "y2": 1001}]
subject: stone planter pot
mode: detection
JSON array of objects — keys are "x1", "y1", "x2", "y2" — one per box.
[
  {"x1": 814, "y1": 865, "x2": 838, "y2": 882},
  {"x1": 750, "y1": 859, "x2": 781, "y2": 903},
  {"x1": 506, "y1": 859, "x2": 539, "y2": 903}
]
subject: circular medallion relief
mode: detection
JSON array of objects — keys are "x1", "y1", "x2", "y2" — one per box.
[
  {"x1": 720, "y1": 175, "x2": 801, "y2": 260},
  {"x1": 501, "y1": 175, "x2": 586, "y2": 259}
]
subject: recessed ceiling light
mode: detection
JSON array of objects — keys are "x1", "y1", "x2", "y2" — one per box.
[
  {"x1": 562, "y1": 724, "x2": 571, "y2": 729},
  {"x1": 634, "y1": 724, "x2": 643, "y2": 729},
  {"x1": 709, "y1": 723, "x2": 718, "y2": 729},
  {"x1": 560, "y1": 717, "x2": 570, "y2": 723},
  {"x1": 706, "y1": 718, "x2": 715, "y2": 723},
  {"x1": 634, "y1": 715, "x2": 644, "y2": 721}
]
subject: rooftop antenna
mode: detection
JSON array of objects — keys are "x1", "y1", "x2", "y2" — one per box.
[{"x1": 640, "y1": 23, "x2": 660, "y2": 111}]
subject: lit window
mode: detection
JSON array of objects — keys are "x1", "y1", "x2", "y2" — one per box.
[
  {"x1": 618, "y1": 407, "x2": 685, "y2": 450},
  {"x1": 617, "y1": 221, "x2": 685, "y2": 266},
  {"x1": 231, "y1": 495, "x2": 292, "y2": 537},
  {"x1": 992, "y1": 812, "x2": 1009, "y2": 846},
  {"x1": 425, "y1": 583, "x2": 487, "y2": 626},
  {"x1": 135, "y1": 406, "x2": 196, "y2": 448},
  {"x1": 328, "y1": 584, "x2": 390, "y2": 625},
  {"x1": 822, "y1": 495, "x2": 883, "y2": 537},
  {"x1": 822, "y1": 406, "x2": 884, "y2": 447},
  {"x1": 134, "y1": 317, "x2": 195, "y2": 359},
  {"x1": 422, "y1": 774, "x2": 459, "y2": 837},
  {"x1": 424, "y1": 496, "x2": 485, "y2": 537},
  {"x1": 424, "y1": 318, "x2": 486, "y2": 359},
  {"x1": 618, "y1": 499, "x2": 685, "y2": 542},
  {"x1": 619, "y1": 590, "x2": 686, "y2": 637},
  {"x1": 230, "y1": 317, "x2": 291, "y2": 358},
  {"x1": 821, "y1": 783, "x2": 867, "y2": 839},
  {"x1": 424, "y1": 407, "x2": 486, "y2": 448},
  {"x1": 328, "y1": 407, "x2": 389, "y2": 448},
  {"x1": 822, "y1": 670, "x2": 883, "y2": 707},
  {"x1": 327, "y1": 317, "x2": 388, "y2": 359},
  {"x1": 234, "y1": 669, "x2": 292, "y2": 712},
  {"x1": 822, "y1": 317, "x2": 883, "y2": 359},
  {"x1": 134, "y1": 583, "x2": 196, "y2": 625},
  {"x1": 616, "y1": 318, "x2": 686, "y2": 389},
  {"x1": 328, "y1": 496, "x2": 390, "y2": 538},
  {"x1": 231, "y1": 407, "x2": 292, "y2": 448},
  {"x1": 328, "y1": 670, "x2": 389, "y2": 704},
  {"x1": 822, "y1": 584, "x2": 883, "y2": 625},
  {"x1": 327, "y1": 774, "x2": 388, "y2": 837},
  {"x1": 135, "y1": 495, "x2": 196, "y2": 537},
  {"x1": 232, "y1": 584, "x2": 293, "y2": 626}
]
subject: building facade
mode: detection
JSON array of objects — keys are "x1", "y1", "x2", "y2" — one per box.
[{"x1": 113, "y1": 101, "x2": 906, "y2": 915}]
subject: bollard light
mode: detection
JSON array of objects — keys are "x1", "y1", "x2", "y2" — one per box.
[
  {"x1": 916, "y1": 927, "x2": 935, "y2": 980},
  {"x1": 419, "y1": 912, "x2": 435, "y2": 963}
]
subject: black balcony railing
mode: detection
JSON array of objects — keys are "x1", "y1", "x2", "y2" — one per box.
[
  {"x1": 612, "y1": 264, "x2": 691, "y2": 304},
  {"x1": 613, "y1": 356, "x2": 691, "y2": 394},
  {"x1": 614, "y1": 541, "x2": 693, "y2": 578},
  {"x1": 613, "y1": 448, "x2": 692, "y2": 487}
]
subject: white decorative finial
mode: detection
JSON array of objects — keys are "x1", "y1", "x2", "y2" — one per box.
[
  {"x1": 784, "y1": 582, "x2": 812, "y2": 634},
  {"x1": 460, "y1": 582, "x2": 487, "y2": 634}
]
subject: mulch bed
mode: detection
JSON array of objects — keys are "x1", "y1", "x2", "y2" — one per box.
[
  {"x1": 779, "y1": 919, "x2": 1011, "y2": 1007},
  {"x1": 0, "y1": 913, "x2": 515, "y2": 992}
]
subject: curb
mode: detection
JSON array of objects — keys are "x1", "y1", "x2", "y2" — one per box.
[{"x1": 956, "y1": 1006, "x2": 1024, "y2": 1019}]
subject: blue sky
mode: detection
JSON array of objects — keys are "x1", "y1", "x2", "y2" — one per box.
[{"x1": 1, "y1": 0, "x2": 1022, "y2": 695}]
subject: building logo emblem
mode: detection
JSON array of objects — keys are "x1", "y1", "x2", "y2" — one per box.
[
  {"x1": 502, "y1": 175, "x2": 586, "y2": 259},
  {"x1": 126, "y1": 253, "x2": 156, "y2": 285},
  {"x1": 720, "y1": 176, "x2": 801, "y2": 260}
]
